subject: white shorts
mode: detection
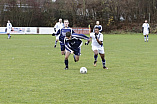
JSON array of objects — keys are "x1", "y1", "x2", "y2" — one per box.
[
  {"x1": 92, "y1": 46, "x2": 104, "y2": 54},
  {"x1": 56, "y1": 35, "x2": 60, "y2": 40},
  {"x1": 143, "y1": 31, "x2": 149, "y2": 35},
  {"x1": 7, "y1": 29, "x2": 11, "y2": 34}
]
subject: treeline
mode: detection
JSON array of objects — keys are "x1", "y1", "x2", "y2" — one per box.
[{"x1": 0, "y1": 0, "x2": 157, "y2": 32}]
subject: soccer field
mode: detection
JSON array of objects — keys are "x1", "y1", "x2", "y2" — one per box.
[{"x1": 0, "y1": 34, "x2": 157, "y2": 103}]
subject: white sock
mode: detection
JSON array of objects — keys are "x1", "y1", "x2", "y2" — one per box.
[{"x1": 144, "y1": 37, "x2": 146, "y2": 41}]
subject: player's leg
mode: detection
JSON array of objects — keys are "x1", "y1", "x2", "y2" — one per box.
[
  {"x1": 99, "y1": 47, "x2": 108, "y2": 69},
  {"x1": 64, "y1": 50, "x2": 71, "y2": 70},
  {"x1": 74, "y1": 55, "x2": 79, "y2": 62},
  {"x1": 93, "y1": 50, "x2": 98, "y2": 66},
  {"x1": 147, "y1": 34, "x2": 149, "y2": 42},
  {"x1": 7, "y1": 29, "x2": 11, "y2": 39},
  {"x1": 60, "y1": 43, "x2": 65, "y2": 55},
  {"x1": 144, "y1": 35, "x2": 146, "y2": 42},
  {"x1": 99, "y1": 53, "x2": 108, "y2": 69},
  {"x1": 7, "y1": 33, "x2": 11, "y2": 39},
  {"x1": 54, "y1": 35, "x2": 59, "y2": 48},
  {"x1": 73, "y1": 47, "x2": 81, "y2": 62}
]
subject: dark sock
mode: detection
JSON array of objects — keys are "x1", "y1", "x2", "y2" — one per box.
[
  {"x1": 94, "y1": 55, "x2": 98, "y2": 61},
  {"x1": 73, "y1": 55, "x2": 76, "y2": 62},
  {"x1": 102, "y1": 59, "x2": 106, "y2": 67},
  {"x1": 64, "y1": 59, "x2": 68, "y2": 68}
]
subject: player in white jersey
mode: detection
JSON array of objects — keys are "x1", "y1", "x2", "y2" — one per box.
[
  {"x1": 54, "y1": 18, "x2": 64, "y2": 47},
  {"x1": 88, "y1": 27, "x2": 108, "y2": 69},
  {"x1": 142, "y1": 20, "x2": 150, "y2": 42},
  {"x1": 93, "y1": 21, "x2": 102, "y2": 32},
  {"x1": 6, "y1": 20, "x2": 12, "y2": 39}
]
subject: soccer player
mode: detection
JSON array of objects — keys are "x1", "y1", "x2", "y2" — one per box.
[
  {"x1": 93, "y1": 21, "x2": 102, "y2": 32},
  {"x1": 142, "y1": 20, "x2": 150, "y2": 42},
  {"x1": 89, "y1": 27, "x2": 108, "y2": 69},
  {"x1": 52, "y1": 19, "x2": 75, "y2": 55},
  {"x1": 6, "y1": 20, "x2": 12, "y2": 39},
  {"x1": 64, "y1": 32, "x2": 90, "y2": 70},
  {"x1": 53, "y1": 18, "x2": 64, "y2": 48}
]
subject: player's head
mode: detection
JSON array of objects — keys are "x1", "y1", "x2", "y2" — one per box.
[
  {"x1": 8, "y1": 20, "x2": 10, "y2": 23},
  {"x1": 94, "y1": 27, "x2": 99, "y2": 34},
  {"x1": 64, "y1": 19, "x2": 69, "y2": 27},
  {"x1": 145, "y1": 20, "x2": 147, "y2": 23},
  {"x1": 66, "y1": 32, "x2": 71, "y2": 39},
  {"x1": 96, "y1": 21, "x2": 99, "y2": 25},
  {"x1": 59, "y1": 18, "x2": 62, "y2": 23}
]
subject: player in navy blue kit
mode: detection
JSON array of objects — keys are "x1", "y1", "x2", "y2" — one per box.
[
  {"x1": 64, "y1": 32, "x2": 90, "y2": 70},
  {"x1": 52, "y1": 19, "x2": 75, "y2": 55}
]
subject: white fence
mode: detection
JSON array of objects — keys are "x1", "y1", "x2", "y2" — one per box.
[
  {"x1": 0, "y1": 27, "x2": 54, "y2": 34},
  {"x1": 0, "y1": 27, "x2": 90, "y2": 34}
]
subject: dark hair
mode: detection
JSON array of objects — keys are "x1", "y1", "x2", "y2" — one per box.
[
  {"x1": 66, "y1": 32, "x2": 71, "y2": 37},
  {"x1": 94, "y1": 27, "x2": 99, "y2": 30}
]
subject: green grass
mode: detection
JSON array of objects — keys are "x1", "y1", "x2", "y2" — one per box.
[{"x1": 0, "y1": 34, "x2": 157, "y2": 104}]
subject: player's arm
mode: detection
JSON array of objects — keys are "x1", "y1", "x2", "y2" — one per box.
[
  {"x1": 93, "y1": 25, "x2": 96, "y2": 32},
  {"x1": 54, "y1": 23, "x2": 58, "y2": 32},
  {"x1": 72, "y1": 33, "x2": 90, "y2": 45},
  {"x1": 85, "y1": 37, "x2": 91, "y2": 45},
  {"x1": 72, "y1": 30, "x2": 75, "y2": 33},
  {"x1": 64, "y1": 39, "x2": 73, "y2": 54},
  {"x1": 148, "y1": 28, "x2": 150, "y2": 33},
  {"x1": 142, "y1": 27, "x2": 144, "y2": 33},
  {"x1": 72, "y1": 33, "x2": 90, "y2": 40},
  {"x1": 148, "y1": 24, "x2": 150, "y2": 33},
  {"x1": 95, "y1": 34, "x2": 103, "y2": 45},
  {"x1": 96, "y1": 38, "x2": 103, "y2": 45},
  {"x1": 52, "y1": 29, "x2": 60, "y2": 36},
  {"x1": 99, "y1": 25, "x2": 102, "y2": 32}
]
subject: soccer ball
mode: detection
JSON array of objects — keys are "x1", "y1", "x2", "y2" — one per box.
[{"x1": 80, "y1": 67, "x2": 87, "y2": 74}]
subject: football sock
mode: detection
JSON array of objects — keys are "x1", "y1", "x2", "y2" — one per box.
[
  {"x1": 65, "y1": 59, "x2": 68, "y2": 68},
  {"x1": 102, "y1": 59, "x2": 106, "y2": 67},
  {"x1": 55, "y1": 41, "x2": 57, "y2": 45},
  {"x1": 144, "y1": 36, "x2": 146, "y2": 41},
  {"x1": 73, "y1": 55, "x2": 76, "y2": 62},
  {"x1": 147, "y1": 35, "x2": 149, "y2": 40},
  {"x1": 94, "y1": 55, "x2": 98, "y2": 61},
  {"x1": 8, "y1": 34, "x2": 10, "y2": 38}
]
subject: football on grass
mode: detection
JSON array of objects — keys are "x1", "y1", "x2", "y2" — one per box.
[{"x1": 80, "y1": 67, "x2": 87, "y2": 74}]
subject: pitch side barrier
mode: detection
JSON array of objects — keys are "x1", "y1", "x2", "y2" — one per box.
[{"x1": 0, "y1": 27, "x2": 90, "y2": 34}]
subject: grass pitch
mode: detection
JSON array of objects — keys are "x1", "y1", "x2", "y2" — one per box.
[{"x1": 0, "y1": 34, "x2": 157, "y2": 104}]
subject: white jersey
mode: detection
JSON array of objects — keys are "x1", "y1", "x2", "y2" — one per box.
[
  {"x1": 54, "y1": 22, "x2": 64, "y2": 32},
  {"x1": 90, "y1": 32, "x2": 103, "y2": 47},
  {"x1": 90, "y1": 32, "x2": 104, "y2": 54},
  {"x1": 7, "y1": 23, "x2": 12, "y2": 33},
  {"x1": 7, "y1": 23, "x2": 12, "y2": 30},
  {"x1": 142, "y1": 23, "x2": 149, "y2": 32}
]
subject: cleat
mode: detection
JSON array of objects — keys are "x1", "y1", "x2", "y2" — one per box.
[
  {"x1": 147, "y1": 40, "x2": 148, "y2": 42},
  {"x1": 54, "y1": 45, "x2": 56, "y2": 48},
  {"x1": 64, "y1": 67, "x2": 68, "y2": 70},
  {"x1": 93, "y1": 61, "x2": 97, "y2": 67},
  {"x1": 103, "y1": 66, "x2": 108, "y2": 69},
  {"x1": 10, "y1": 36, "x2": 11, "y2": 39}
]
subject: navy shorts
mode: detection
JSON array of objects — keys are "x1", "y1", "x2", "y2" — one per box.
[
  {"x1": 59, "y1": 36, "x2": 65, "y2": 51},
  {"x1": 60, "y1": 43, "x2": 65, "y2": 51},
  {"x1": 73, "y1": 47, "x2": 81, "y2": 56}
]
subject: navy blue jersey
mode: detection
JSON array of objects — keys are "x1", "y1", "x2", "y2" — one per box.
[
  {"x1": 56, "y1": 27, "x2": 75, "y2": 43},
  {"x1": 64, "y1": 33, "x2": 89, "y2": 53}
]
